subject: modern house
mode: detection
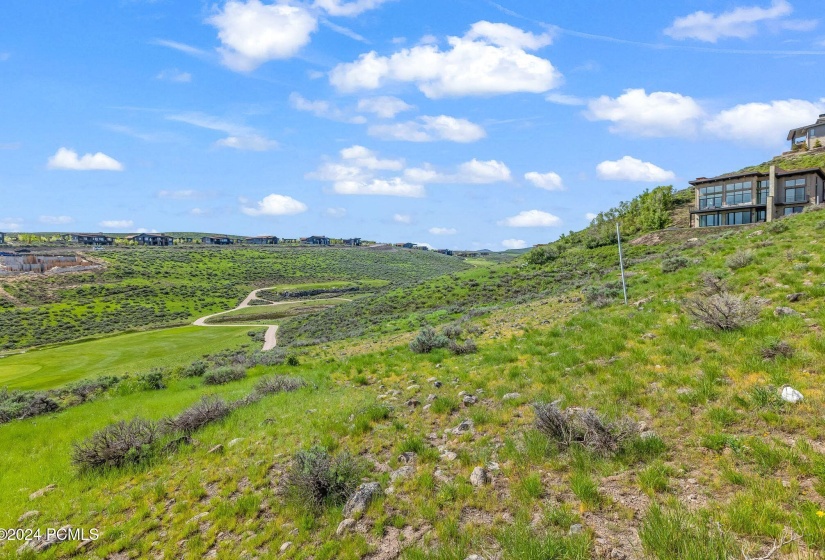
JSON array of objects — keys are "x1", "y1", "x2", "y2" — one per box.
[
  {"x1": 245, "y1": 236, "x2": 279, "y2": 245},
  {"x1": 69, "y1": 233, "x2": 115, "y2": 245},
  {"x1": 302, "y1": 236, "x2": 330, "y2": 245},
  {"x1": 202, "y1": 235, "x2": 233, "y2": 245},
  {"x1": 436, "y1": 249, "x2": 454, "y2": 256},
  {"x1": 690, "y1": 165, "x2": 825, "y2": 228},
  {"x1": 127, "y1": 233, "x2": 173, "y2": 246},
  {"x1": 342, "y1": 238, "x2": 362, "y2": 246},
  {"x1": 788, "y1": 114, "x2": 825, "y2": 150},
  {"x1": 401, "y1": 242, "x2": 417, "y2": 249}
]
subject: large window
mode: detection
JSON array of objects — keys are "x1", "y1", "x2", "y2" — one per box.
[
  {"x1": 784, "y1": 206, "x2": 803, "y2": 216},
  {"x1": 698, "y1": 214, "x2": 720, "y2": 227},
  {"x1": 756, "y1": 210, "x2": 766, "y2": 222},
  {"x1": 726, "y1": 211, "x2": 752, "y2": 226},
  {"x1": 757, "y1": 180, "x2": 769, "y2": 204},
  {"x1": 725, "y1": 181, "x2": 752, "y2": 206},
  {"x1": 698, "y1": 185, "x2": 723, "y2": 209},
  {"x1": 785, "y1": 186, "x2": 806, "y2": 203}
]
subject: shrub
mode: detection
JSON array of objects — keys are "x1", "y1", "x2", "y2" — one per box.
[
  {"x1": 661, "y1": 256, "x2": 689, "y2": 273},
  {"x1": 684, "y1": 293, "x2": 765, "y2": 330},
  {"x1": 66, "y1": 376, "x2": 120, "y2": 402},
  {"x1": 162, "y1": 397, "x2": 230, "y2": 435},
  {"x1": 761, "y1": 340, "x2": 793, "y2": 360},
  {"x1": 767, "y1": 220, "x2": 789, "y2": 234},
  {"x1": 255, "y1": 375, "x2": 307, "y2": 395},
  {"x1": 138, "y1": 370, "x2": 166, "y2": 390},
  {"x1": 698, "y1": 271, "x2": 727, "y2": 296},
  {"x1": 0, "y1": 390, "x2": 60, "y2": 424},
  {"x1": 182, "y1": 360, "x2": 208, "y2": 378},
  {"x1": 449, "y1": 338, "x2": 478, "y2": 355},
  {"x1": 72, "y1": 418, "x2": 159, "y2": 470},
  {"x1": 286, "y1": 355, "x2": 300, "y2": 367},
  {"x1": 725, "y1": 250, "x2": 753, "y2": 270},
  {"x1": 283, "y1": 447, "x2": 361, "y2": 510},
  {"x1": 409, "y1": 327, "x2": 450, "y2": 354},
  {"x1": 582, "y1": 282, "x2": 622, "y2": 307},
  {"x1": 526, "y1": 245, "x2": 562, "y2": 265},
  {"x1": 533, "y1": 402, "x2": 638, "y2": 456},
  {"x1": 203, "y1": 366, "x2": 246, "y2": 386},
  {"x1": 17, "y1": 394, "x2": 60, "y2": 419},
  {"x1": 442, "y1": 324, "x2": 463, "y2": 340}
]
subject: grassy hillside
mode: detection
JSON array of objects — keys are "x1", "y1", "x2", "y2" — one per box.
[
  {"x1": 3, "y1": 207, "x2": 825, "y2": 558},
  {"x1": 0, "y1": 247, "x2": 469, "y2": 351},
  {"x1": 741, "y1": 149, "x2": 825, "y2": 173}
]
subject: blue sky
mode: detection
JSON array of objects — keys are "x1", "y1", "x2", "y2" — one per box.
[{"x1": 2, "y1": 0, "x2": 825, "y2": 250}]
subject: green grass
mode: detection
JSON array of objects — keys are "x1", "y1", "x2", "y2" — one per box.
[
  {"x1": 204, "y1": 299, "x2": 348, "y2": 324},
  {"x1": 0, "y1": 326, "x2": 256, "y2": 390}
]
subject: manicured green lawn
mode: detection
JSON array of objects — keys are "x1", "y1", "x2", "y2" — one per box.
[
  {"x1": 0, "y1": 326, "x2": 257, "y2": 390},
  {"x1": 206, "y1": 299, "x2": 348, "y2": 324}
]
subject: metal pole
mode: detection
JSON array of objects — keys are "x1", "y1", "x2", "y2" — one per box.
[{"x1": 616, "y1": 222, "x2": 628, "y2": 305}]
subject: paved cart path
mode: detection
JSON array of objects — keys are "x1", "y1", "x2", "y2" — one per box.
[{"x1": 193, "y1": 287, "x2": 351, "y2": 351}]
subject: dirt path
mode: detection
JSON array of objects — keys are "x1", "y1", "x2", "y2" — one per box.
[{"x1": 192, "y1": 287, "x2": 351, "y2": 352}]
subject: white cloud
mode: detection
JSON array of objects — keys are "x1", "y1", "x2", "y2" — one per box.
[
  {"x1": 405, "y1": 159, "x2": 511, "y2": 184},
  {"x1": 393, "y1": 213, "x2": 412, "y2": 224},
  {"x1": 546, "y1": 92, "x2": 586, "y2": 106},
  {"x1": 525, "y1": 171, "x2": 564, "y2": 191},
  {"x1": 596, "y1": 156, "x2": 676, "y2": 182},
  {"x1": 330, "y1": 21, "x2": 562, "y2": 98},
  {"x1": 156, "y1": 68, "x2": 192, "y2": 83},
  {"x1": 168, "y1": 112, "x2": 278, "y2": 151},
  {"x1": 665, "y1": 0, "x2": 793, "y2": 42},
  {"x1": 333, "y1": 178, "x2": 424, "y2": 197},
  {"x1": 369, "y1": 115, "x2": 486, "y2": 142},
  {"x1": 39, "y1": 215, "x2": 74, "y2": 225},
  {"x1": 151, "y1": 39, "x2": 207, "y2": 57},
  {"x1": 705, "y1": 98, "x2": 825, "y2": 147},
  {"x1": 340, "y1": 145, "x2": 404, "y2": 170},
  {"x1": 136, "y1": 228, "x2": 160, "y2": 234},
  {"x1": 499, "y1": 210, "x2": 562, "y2": 228},
  {"x1": 47, "y1": 148, "x2": 124, "y2": 171},
  {"x1": 216, "y1": 135, "x2": 279, "y2": 151},
  {"x1": 100, "y1": 220, "x2": 134, "y2": 229},
  {"x1": 208, "y1": 0, "x2": 318, "y2": 72},
  {"x1": 314, "y1": 0, "x2": 389, "y2": 17},
  {"x1": 585, "y1": 212, "x2": 598, "y2": 221},
  {"x1": 586, "y1": 89, "x2": 704, "y2": 137},
  {"x1": 289, "y1": 92, "x2": 366, "y2": 124},
  {"x1": 0, "y1": 218, "x2": 23, "y2": 231},
  {"x1": 502, "y1": 238, "x2": 527, "y2": 249},
  {"x1": 325, "y1": 207, "x2": 347, "y2": 218},
  {"x1": 429, "y1": 227, "x2": 457, "y2": 235},
  {"x1": 190, "y1": 208, "x2": 209, "y2": 216},
  {"x1": 357, "y1": 96, "x2": 413, "y2": 119},
  {"x1": 158, "y1": 189, "x2": 203, "y2": 199},
  {"x1": 242, "y1": 194, "x2": 308, "y2": 216}
]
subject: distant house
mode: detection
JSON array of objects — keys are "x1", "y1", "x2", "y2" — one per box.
[
  {"x1": 690, "y1": 165, "x2": 825, "y2": 227},
  {"x1": 302, "y1": 236, "x2": 331, "y2": 246},
  {"x1": 342, "y1": 238, "x2": 362, "y2": 246},
  {"x1": 436, "y1": 249, "x2": 454, "y2": 256},
  {"x1": 401, "y1": 242, "x2": 416, "y2": 249},
  {"x1": 0, "y1": 232, "x2": 4, "y2": 244},
  {"x1": 70, "y1": 233, "x2": 115, "y2": 246},
  {"x1": 788, "y1": 114, "x2": 825, "y2": 150},
  {"x1": 127, "y1": 233, "x2": 173, "y2": 246},
  {"x1": 245, "y1": 236, "x2": 279, "y2": 245},
  {"x1": 201, "y1": 235, "x2": 233, "y2": 245}
]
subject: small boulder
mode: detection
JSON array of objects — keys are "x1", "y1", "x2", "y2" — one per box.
[
  {"x1": 208, "y1": 444, "x2": 224, "y2": 454},
  {"x1": 29, "y1": 485, "x2": 55, "y2": 501},
  {"x1": 774, "y1": 307, "x2": 799, "y2": 317},
  {"x1": 343, "y1": 482, "x2": 382, "y2": 517},
  {"x1": 18, "y1": 510, "x2": 40, "y2": 523},
  {"x1": 426, "y1": 394, "x2": 437, "y2": 402},
  {"x1": 336, "y1": 518, "x2": 356, "y2": 536},
  {"x1": 781, "y1": 386, "x2": 804, "y2": 403},
  {"x1": 569, "y1": 523, "x2": 584, "y2": 535},
  {"x1": 280, "y1": 541, "x2": 293, "y2": 553},
  {"x1": 390, "y1": 466, "x2": 415, "y2": 482},
  {"x1": 462, "y1": 395, "x2": 478, "y2": 406},
  {"x1": 433, "y1": 380, "x2": 443, "y2": 388},
  {"x1": 469, "y1": 467, "x2": 489, "y2": 487},
  {"x1": 452, "y1": 419, "x2": 474, "y2": 435},
  {"x1": 641, "y1": 333, "x2": 656, "y2": 340},
  {"x1": 407, "y1": 384, "x2": 420, "y2": 392},
  {"x1": 398, "y1": 452, "x2": 417, "y2": 464},
  {"x1": 406, "y1": 398, "x2": 420, "y2": 407},
  {"x1": 787, "y1": 293, "x2": 805, "y2": 302},
  {"x1": 228, "y1": 438, "x2": 244, "y2": 447},
  {"x1": 502, "y1": 393, "x2": 521, "y2": 401},
  {"x1": 440, "y1": 451, "x2": 457, "y2": 462}
]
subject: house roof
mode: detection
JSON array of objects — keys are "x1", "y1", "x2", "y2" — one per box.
[
  {"x1": 72, "y1": 233, "x2": 113, "y2": 237},
  {"x1": 245, "y1": 235, "x2": 277, "y2": 239},
  {"x1": 787, "y1": 114, "x2": 825, "y2": 140},
  {"x1": 127, "y1": 233, "x2": 172, "y2": 239},
  {"x1": 690, "y1": 166, "x2": 825, "y2": 186}
]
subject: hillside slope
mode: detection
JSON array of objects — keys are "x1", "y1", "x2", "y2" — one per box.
[{"x1": 2, "y1": 208, "x2": 825, "y2": 559}]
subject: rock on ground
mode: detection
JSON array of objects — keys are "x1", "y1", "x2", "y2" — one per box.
[{"x1": 343, "y1": 482, "x2": 382, "y2": 517}]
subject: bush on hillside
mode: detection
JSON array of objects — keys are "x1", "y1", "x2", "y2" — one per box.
[
  {"x1": 67, "y1": 376, "x2": 120, "y2": 402},
  {"x1": 182, "y1": 360, "x2": 208, "y2": 378},
  {"x1": 72, "y1": 418, "x2": 159, "y2": 470},
  {"x1": 138, "y1": 370, "x2": 166, "y2": 390},
  {"x1": 283, "y1": 447, "x2": 361, "y2": 510},
  {"x1": 409, "y1": 327, "x2": 450, "y2": 354},
  {"x1": 699, "y1": 271, "x2": 728, "y2": 296},
  {"x1": 526, "y1": 245, "x2": 562, "y2": 265},
  {"x1": 255, "y1": 375, "x2": 307, "y2": 395},
  {"x1": 0, "y1": 390, "x2": 60, "y2": 424},
  {"x1": 442, "y1": 323, "x2": 463, "y2": 340},
  {"x1": 684, "y1": 292, "x2": 765, "y2": 330},
  {"x1": 582, "y1": 282, "x2": 623, "y2": 308},
  {"x1": 767, "y1": 221, "x2": 789, "y2": 234},
  {"x1": 533, "y1": 402, "x2": 638, "y2": 456},
  {"x1": 761, "y1": 340, "x2": 793, "y2": 360},
  {"x1": 725, "y1": 250, "x2": 753, "y2": 270},
  {"x1": 661, "y1": 256, "x2": 689, "y2": 273},
  {"x1": 203, "y1": 366, "x2": 246, "y2": 386},
  {"x1": 449, "y1": 338, "x2": 478, "y2": 355},
  {"x1": 162, "y1": 397, "x2": 230, "y2": 435}
]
